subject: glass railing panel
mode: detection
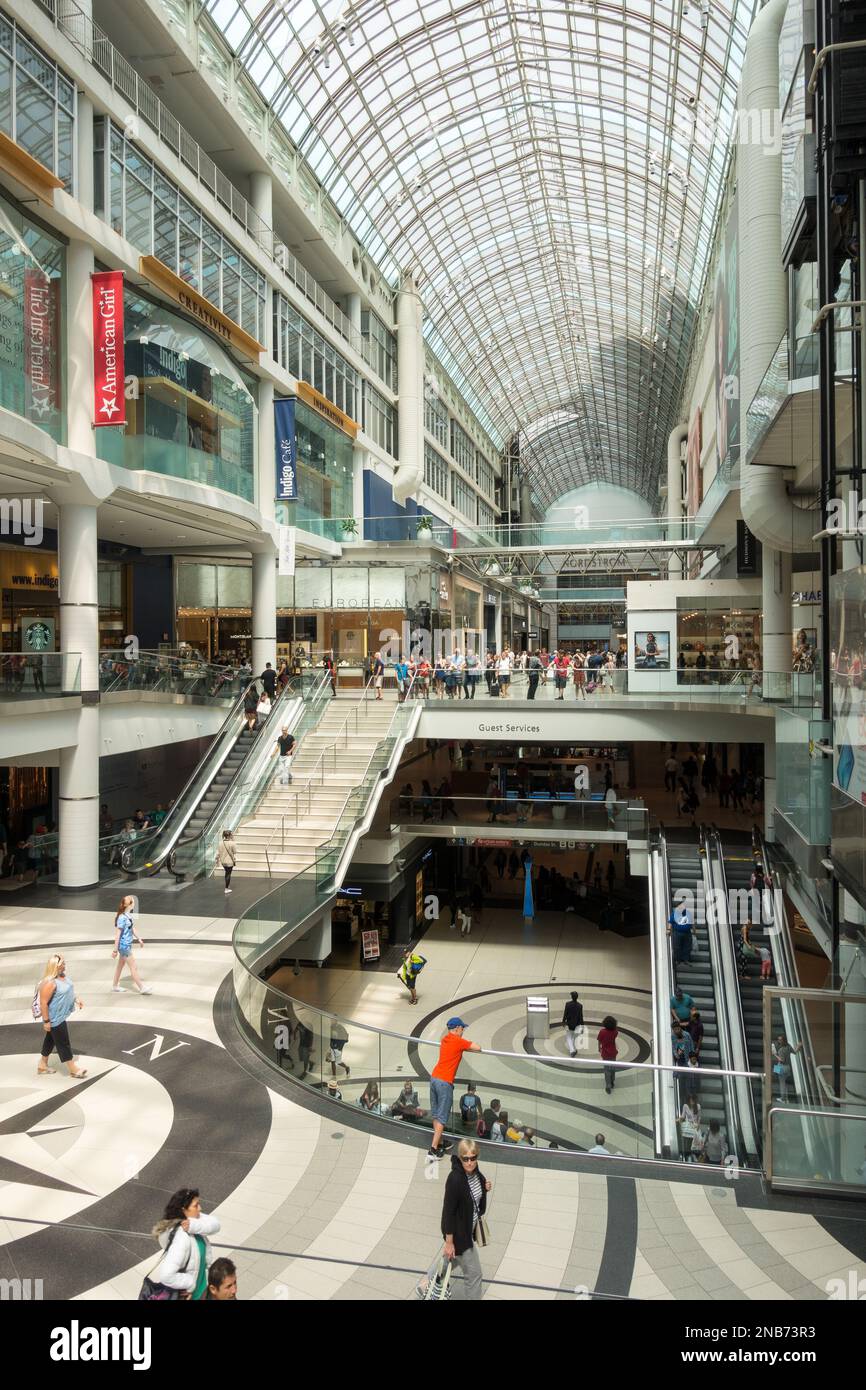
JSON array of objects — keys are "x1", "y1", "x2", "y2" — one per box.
[
  {"x1": 413, "y1": 667, "x2": 816, "y2": 707},
  {"x1": 0, "y1": 653, "x2": 81, "y2": 697},
  {"x1": 769, "y1": 1108, "x2": 866, "y2": 1191},
  {"x1": 386, "y1": 794, "x2": 646, "y2": 839}
]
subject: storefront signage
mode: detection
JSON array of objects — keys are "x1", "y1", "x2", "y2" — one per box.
[
  {"x1": 91, "y1": 271, "x2": 126, "y2": 427},
  {"x1": 1, "y1": 554, "x2": 59, "y2": 589},
  {"x1": 138, "y1": 256, "x2": 264, "y2": 359},
  {"x1": 361, "y1": 928, "x2": 380, "y2": 961},
  {"x1": 793, "y1": 590, "x2": 821, "y2": 603},
  {"x1": 736, "y1": 520, "x2": 760, "y2": 576},
  {"x1": 23, "y1": 270, "x2": 59, "y2": 421},
  {"x1": 274, "y1": 398, "x2": 297, "y2": 500},
  {"x1": 296, "y1": 380, "x2": 359, "y2": 439},
  {"x1": 20, "y1": 616, "x2": 55, "y2": 651},
  {"x1": 0, "y1": 129, "x2": 64, "y2": 205}
]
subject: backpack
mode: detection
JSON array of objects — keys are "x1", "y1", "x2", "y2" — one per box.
[{"x1": 476, "y1": 1116, "x2": 488, "y2": 1138}]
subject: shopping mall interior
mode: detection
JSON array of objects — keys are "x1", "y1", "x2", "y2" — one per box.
[{"x1": 0, "y1": 0, "x2": 864, "y2": 1322}]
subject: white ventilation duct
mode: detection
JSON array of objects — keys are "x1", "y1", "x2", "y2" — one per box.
[
  {"x1": 667, "y1": 422, "x2": 688, "y2": 576},
  {"x1": 393, "y1": 270, "x2": 425, "y2": 505},
  {"x1": 737, "y1": 0, "x2": 814, "y2": 552}
]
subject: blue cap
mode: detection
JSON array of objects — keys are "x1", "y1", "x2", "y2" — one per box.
[{"x1": 447, "y1": 1016, "x2": 467, "y2": 1029}]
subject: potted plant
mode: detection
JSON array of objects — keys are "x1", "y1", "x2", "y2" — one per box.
[
  {"x1": 340, "y1": 517, "x2": 359, "y2": 539},
  {"x1": 416, "y1": 514, "x2": 434, "y2": 541}
]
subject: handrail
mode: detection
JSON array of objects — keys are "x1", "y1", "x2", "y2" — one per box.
[
  {"x1": 704, "y1": 828, "x2": 761, "y2": 1164},
  {"x1": 652, "y1": 827, "x2": 681, "y2": 1159},
  {"x1": 174, "y1": 670, "x2": 332, "y2": 878},
  {"x1": 264, "y1": 673, "x2": 418, "y2": 867},
  {"x1": 119, "y1": 675, "x2": 265, "y2": 875}
]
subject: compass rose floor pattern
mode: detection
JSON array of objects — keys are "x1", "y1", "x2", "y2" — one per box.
[{"x1": 0, "y1": 899, "x2": 864, "y2": 1301}]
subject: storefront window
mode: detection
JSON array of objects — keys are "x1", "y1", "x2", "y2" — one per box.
[
  {"x1": 96, "y1": 289, "x2": 256, "y2": 501},
  {"x1": 0, "y1": 191, "x2": 65, "y2": 441},
  {"x1": 676, "y1": 598, "x2": 762, "y2": 680},
  {"x1": 277, "y1": 399, "x2": 353, "y2": 530}
]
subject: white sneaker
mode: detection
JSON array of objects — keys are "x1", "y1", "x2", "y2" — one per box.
[
  {"x1": 139, "y1": 986, "x2": 153, "y2": 995},
  {"x1": 225, "y1": 888, "x2": 232, "y2": 894},
  {"x1": 111, "y1": 986, "x2": 124, "y2": 993}
]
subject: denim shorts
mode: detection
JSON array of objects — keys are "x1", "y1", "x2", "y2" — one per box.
[{"x1": 429, "y1": 1077, "x2": 454, "y2": 1126}]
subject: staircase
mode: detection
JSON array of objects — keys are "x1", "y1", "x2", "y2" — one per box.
[
  {"x1": 230, "y1": 693, "x2": 401, "y2": 877},
  {"x1": 667, "y1": 842, "x2": 726, "y2": 1132}
]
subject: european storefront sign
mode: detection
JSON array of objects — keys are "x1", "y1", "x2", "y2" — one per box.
[
  {"x1": 91, "y1": 270, "x2": 126, "y2": 427},
  {"x1": 274, "y1": 398, "x2": 298, "y2": 500}
]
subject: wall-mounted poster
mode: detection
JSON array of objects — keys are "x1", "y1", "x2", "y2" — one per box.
[{"x1": 633, "y1": 630, "x2": 670, "y2": 669}]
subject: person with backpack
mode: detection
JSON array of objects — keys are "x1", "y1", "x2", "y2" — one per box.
[
  {"x1": 668, "y1": 903, "x2": 694, "y2": 964},
  {"x1": 35, "y1": 953, "x2": 87, "y2": 1078},
  {"x1": 561, "y1": 991, "x2": 584, "y2": 1057},
  {"x1": 459, "y1": 1081, "x2": 483, "y2": 1128},
  {"x1": 397, "y1": 948, "x2": 427, "y2": 1005},
  {"x1": 149, "y1": 1188, "x2": 221, "y2": 1300},
  {"x1": 111, "y1": 895, "x2": 152, "y2": 994}
]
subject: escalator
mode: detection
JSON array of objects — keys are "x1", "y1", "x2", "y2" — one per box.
[
  {"x1": 717, "y1": 837, "x2": 770, "y2": 1119},
  {"x1": 666, "y1": 840, "x2": 727, "y2": 1135},
  {"x1": 120, "y1": 676, "x2": 315, "y2": 879}
]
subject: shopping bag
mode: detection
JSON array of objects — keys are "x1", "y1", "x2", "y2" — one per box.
[{"x1": 415, "y1": 1255, "x2": 453, "y2": 1301}]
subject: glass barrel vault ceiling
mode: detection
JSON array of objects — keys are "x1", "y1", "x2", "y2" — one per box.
[{"x1": 206, "y1": 0, "x2": 758, "y2": 507}]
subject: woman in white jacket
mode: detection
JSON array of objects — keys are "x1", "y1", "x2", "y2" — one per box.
[{"x1": 151, "y1": 1187, "x2": 220, "y2": 1300}]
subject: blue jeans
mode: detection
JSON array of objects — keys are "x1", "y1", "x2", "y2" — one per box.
[
  {"x1": 429, "y1": 1078, "x2": 453, "y2": 1127},
  {"x1": 673, "y1": 929, "x2": 692, "y2": 963}
]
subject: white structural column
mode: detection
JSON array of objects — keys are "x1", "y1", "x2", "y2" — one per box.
[
  {"x1": 667, "y1": 422, "x2": 688, "y2": 578},
  {"x1": 393, "y1": 270, "x2": 424, "y2": 504},
  {"x1": 345, "y1": 293, "x2": 362, "y2": 333},
  {"x1": 762, "y1": 548, "x2": 791, "y2": 699},
  {"x1": 76, "y1": 93, "x2": 94, "y2": 211},
  {"x1": 252, "y1": 549, "x2": 277, "y2": 675},
  {"x1": 249, "y1": 170, "x2": 273, "y2": 248},
  {"x1": 58, "y1": 504, "x2": 100, "y2": 888},
  {"x1": 66, "y1": 241, "x2": 95, "y2": 455}
]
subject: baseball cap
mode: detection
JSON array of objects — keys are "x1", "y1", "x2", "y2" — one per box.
[{"x1": 447, "y1": 1016, "x2": 467, "y2": 1029}]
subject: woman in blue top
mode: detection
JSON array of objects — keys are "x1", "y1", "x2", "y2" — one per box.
[
  {"x1": 112, "y1": 895, "x2": 152, "y2": 995},
  {"x1": 37, "y1": 953, "x2": 87, "y2": 1077}
]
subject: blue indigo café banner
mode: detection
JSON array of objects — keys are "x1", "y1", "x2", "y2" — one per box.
[{"x1": 274, "y1": 398, "x2": 298, "y2": 500}]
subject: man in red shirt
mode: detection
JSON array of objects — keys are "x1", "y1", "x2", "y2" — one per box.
[{"x1": 428, "y1": 1017, "x2": 482, "y2": 1161}]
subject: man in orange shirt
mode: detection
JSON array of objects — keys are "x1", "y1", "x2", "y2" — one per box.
[{"x1": 428, "y1": 1017, "x2": 482, "y2": 1160}]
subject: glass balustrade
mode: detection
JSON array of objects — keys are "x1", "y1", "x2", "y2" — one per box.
[
  {"x1": 231, "y1": 956, "x2": 760, "y2": 1165},
  {"x1": 98, "y1": 649, "x2": 238, "y2": 702},
  {"x1": 0, "y1": 653, "x2": 80, "y2": 698},
  {"x1": 405, "y1": 667, "x2": 817, "y2": 707},
  {"x1": 386, "y1": 793, "x2": 647, "y2": 840}
]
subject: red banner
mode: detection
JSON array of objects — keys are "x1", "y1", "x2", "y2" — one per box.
[
  {"x1": 91, "y1": 270, "x2": 125, "y2": 427},
  {"x1": 23, "y1": 269, "x2": 59, "y2": 423}
]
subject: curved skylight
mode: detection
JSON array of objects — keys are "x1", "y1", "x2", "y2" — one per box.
[{"x1": 206, "y1": 0, "x2": 758, "y2": 504}]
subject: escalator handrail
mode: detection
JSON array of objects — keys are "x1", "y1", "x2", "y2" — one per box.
[
  {"x1": 167, "y1": 671, "x2": 332, "y2": 871},
  {"x1": 705, "y1": 827, "x2": 761, "y2": 1163},
  {"x1": 654, "y1": 826, "x2": 682, "y2": 1159},
  {"x1": 752, "y1": 828, "x2": 823, "y2": 1123}
]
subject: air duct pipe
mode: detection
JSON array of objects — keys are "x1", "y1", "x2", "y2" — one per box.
[
  {"x1": 737, "y1": 0, "x2": 814, "y2": 557},
  {"x1": 667, "y1": 422, "x2": 688, "y2": 577},
  {"x1": 393, "y1": 270, "x2": 425, "y2": 505}
]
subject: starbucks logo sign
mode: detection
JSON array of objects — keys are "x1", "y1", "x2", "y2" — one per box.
[{"x1": 24, "y1": 620, "x2": 52, "y2": 651}]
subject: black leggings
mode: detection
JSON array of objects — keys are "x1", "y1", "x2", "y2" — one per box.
[
  {"x1": 41, "y1": 1020, "x2": 73, "y2": 1063},
  {"x1": 224, "y1": 866, "x2": 233, "y2": 888}
]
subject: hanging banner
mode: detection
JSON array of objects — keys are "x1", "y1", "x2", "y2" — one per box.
[
  {"x1": 274, "y1": 398, "x2": 298, "y2": 500},
  {"x1": 278, "y1": 525, "x2": 296, "y2": 577},
  {"x1": 23, "y1": 269, "x2": 59, "y2": 422},
  {"x1": 91, "y1": 270, "x2": 125, "y2": 426},
  {"x1": 736, "y1": 520, "x2": 760, "y2": 576}
]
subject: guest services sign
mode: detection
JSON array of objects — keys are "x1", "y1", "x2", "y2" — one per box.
[{"x1": 91, "y1": 271, "x2": 125, "y2": 427}]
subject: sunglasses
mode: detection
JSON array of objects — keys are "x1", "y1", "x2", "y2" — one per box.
[{"x1": 460, "y1": 1155, "x2": 479, "y2": 1163}]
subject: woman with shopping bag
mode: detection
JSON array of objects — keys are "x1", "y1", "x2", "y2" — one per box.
[{"x1": 438, "y1": 1137, "x2": 492, "y2": 1300}]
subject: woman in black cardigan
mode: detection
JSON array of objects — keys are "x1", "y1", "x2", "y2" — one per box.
[{"x1": 441, "y1": 1138, "x2": 492, "y2": 1300}]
